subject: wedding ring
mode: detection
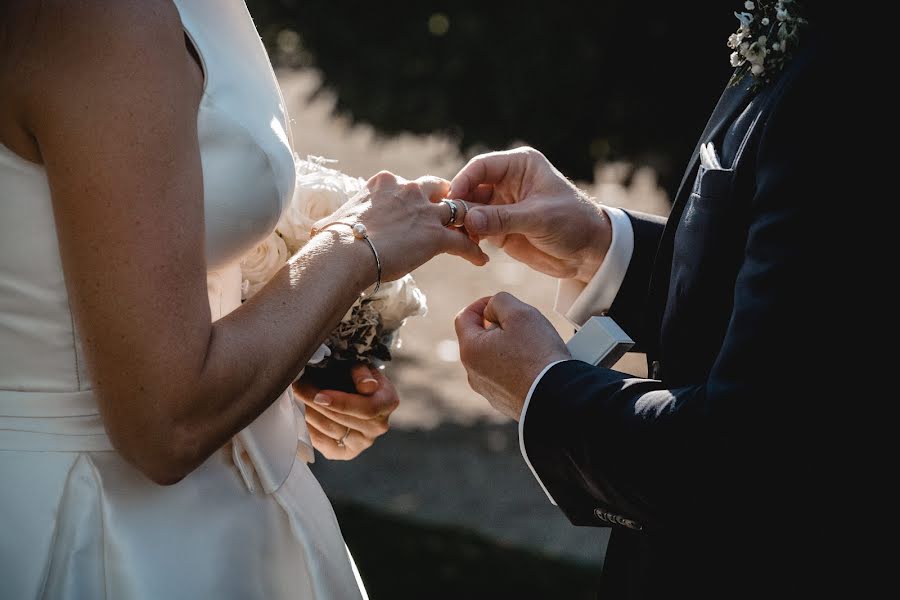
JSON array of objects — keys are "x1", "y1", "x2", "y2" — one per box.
[
  {"x1": 336, "y1": 427, "x2": 352, "y2": 448},
  {"x1": 453, "y1": 200, "x2": 469, "y2": 228},
  {"x1": 440, "y1": 199, "x2": 457, "y2": 227}
]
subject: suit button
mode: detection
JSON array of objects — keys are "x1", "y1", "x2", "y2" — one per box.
[
  {"x1": 595, "y1": 508, "x2": 643, "y2": 531},
  {"x1": 650, "y1": 360, "x2": 661, "y2": 379}
]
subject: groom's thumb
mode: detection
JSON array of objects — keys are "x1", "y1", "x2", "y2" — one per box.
[{"x1": 465, "y1": 204, "x2": 538, "y2": 236}]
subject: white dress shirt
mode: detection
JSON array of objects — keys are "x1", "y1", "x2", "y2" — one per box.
[{"x1": 518, "y1": 206, "x2": 635, "y2": 504}]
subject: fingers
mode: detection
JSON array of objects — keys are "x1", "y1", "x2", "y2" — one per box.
[
  {"x1": 305, "y1": 402, "x2": 389, "y2": 440},
  {"x1": 307, "y1": 423, "x2": 372, "y2": 460},
  {"x1": 464, "y1": 203, "x2": 541, "y2": 237},
  {"x1": 470, "y1": 184, "x2": 495, "y2": 206},
  {"x1": 350, "y1": 363, "x2": 379, "y2": 395},
  {"x1": 454, "y1": 296, "x2": 492, "y2": 339},
  {"x1": 449, "y1": 151, "x2": 518, "y2": 198},
  {"x1": 307, "y1": 384, "x2": 398, "y2": 420},
  {"x1": 439, "y1": 226, "x2": 490, "y2": 266},
  {"x1": 483, "y1": 291, "x2": 527, "y2": 329},
  {"x1": 415, "y1": 176, "x2": 451, "y2": 203}
]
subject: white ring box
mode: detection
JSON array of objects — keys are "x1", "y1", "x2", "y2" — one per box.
[{"x1": 566, "y1": 316, "x2": 634, "y2": 368}]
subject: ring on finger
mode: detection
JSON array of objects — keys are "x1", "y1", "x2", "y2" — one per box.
[
  {"x1": 336, "y1": 426, "x2": 352, "y2": 448},
  {"x1": 439, "y1": 199, "x2": 458, "y2": 227},
  {"x1": 452, "y1": 200, "x2": 469, "y2": 228}
]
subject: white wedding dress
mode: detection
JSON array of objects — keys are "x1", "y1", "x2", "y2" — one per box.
[{"x1": 0, "y1": 1, "x2": 366, "y2": 598}]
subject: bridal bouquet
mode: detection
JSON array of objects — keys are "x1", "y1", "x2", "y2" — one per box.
[{"x1": 239, "y1": 155, "x2": 427, "y2": 386}]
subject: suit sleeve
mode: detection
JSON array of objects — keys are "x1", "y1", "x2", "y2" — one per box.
[
  {"x1": 522, "y1": 47, "x2": 831, "y2": 531},
  {"x1": 605, "y1": 210, "x2": 666, "y2": 353}
]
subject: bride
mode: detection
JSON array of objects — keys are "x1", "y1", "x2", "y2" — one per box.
[{"x1": 0, "y1": 1, "x2": 486, "y2": 598}]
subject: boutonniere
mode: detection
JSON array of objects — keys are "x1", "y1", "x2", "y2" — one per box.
[{"x1": 727, "y1": 0, "x2": 808, "y2": 89}]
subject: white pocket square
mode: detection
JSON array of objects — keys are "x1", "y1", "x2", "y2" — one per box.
[{"x1": 700, "y1": 142, "x2": 723, "y2": 170}]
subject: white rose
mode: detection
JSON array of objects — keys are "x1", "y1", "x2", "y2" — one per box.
[
  {"x1": 761, "y1": 17, "x2": 770, "y2": 26},
  {"x1": 744, "y1": 1, "x2": 755, "y2": 10},
  {"x1": 730, "y1": 52, "x2": 743, "y2": 67},
  {"x1": 369, "y1": 274, "x2": 428, "y2": 332},
  {"x1": 751, "y1": 64, "x2": 765, "y2": 76},
  {"x1": 276, "y1": 156, "x2": 366, "y2": 253},
  {"x1": 239, "y1": 232, "x2": 290, "y2": 299}
]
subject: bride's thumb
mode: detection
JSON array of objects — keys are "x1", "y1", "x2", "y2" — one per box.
[{"x1": 465, "y1": 204, "x2": 538, "y2": 237}]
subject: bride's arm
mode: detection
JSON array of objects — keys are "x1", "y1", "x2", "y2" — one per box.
[{"x1": 13, "y1": 1, "x2": 484, "y2": 484}]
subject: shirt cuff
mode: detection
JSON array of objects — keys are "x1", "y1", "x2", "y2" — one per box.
[
  {"x1": 518, "y1": 359, "x2": 568, "y2": 505},
  {"x1": 554, "y1": 206, "x2": 635, "y2": 328}
]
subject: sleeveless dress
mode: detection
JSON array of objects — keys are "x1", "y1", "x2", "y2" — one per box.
[{"x1": 0, "y1": 1, "x2": 367, "y2": 598}]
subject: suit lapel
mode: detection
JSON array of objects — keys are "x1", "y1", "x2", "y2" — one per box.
[{"x1": 643, "y1": 77, "x2": 756, "y2": 357}]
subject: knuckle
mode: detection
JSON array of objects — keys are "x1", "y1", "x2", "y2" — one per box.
[
  {"x1": 369, "y1": 170, "x2": 396, "y2": 187},
  {"x1": 522, "y1": 146, "x2": 546, "y2": 161},
  {"x1": 402, "y1": 180, "x2": 422, "y2": 195},
  {"x1": 374, "y1": 420, "x2": 390, "y2": 436}
]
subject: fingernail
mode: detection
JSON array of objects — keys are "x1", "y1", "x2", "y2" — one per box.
[
  {"x1": 468, "y1": 210, "x2": 487, "y2": 232},
  {"x1": 360, "y1": 378, "x2": 378, "y2": 387},
  {"x1": 313, "y1": 394, "x2": 331, "y2": 406}
]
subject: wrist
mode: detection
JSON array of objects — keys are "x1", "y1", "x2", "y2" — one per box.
[
  {"x1": 316, "y1": 227, "x2": 379, "y2": 296},
  {"x1": 573, "y1": 204, "x2": 612, "y2": 285}
]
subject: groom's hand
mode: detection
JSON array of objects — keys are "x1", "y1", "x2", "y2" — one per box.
[
  {"x1": 455, "y1": 293, "x2": 570, "y2": 420},
  {"x1": 293, "y1": 364, "x2": 399, "y2": 460},
  {"x1": 449, "y1": 147, "x2": 613, "y2": 284}
]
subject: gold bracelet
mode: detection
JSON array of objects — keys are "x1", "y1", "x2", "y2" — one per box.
[{"x1": 312, "y1": 222, "x2": 382, "y2": 297}]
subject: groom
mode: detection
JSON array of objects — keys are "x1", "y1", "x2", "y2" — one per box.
[{"x1": 452, "y1": 15, "x2": 841, "y2": 599}]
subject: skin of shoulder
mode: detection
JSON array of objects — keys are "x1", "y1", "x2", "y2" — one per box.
[{"x1": 2, "y1": 0, "x2": 197, "y2": 162}]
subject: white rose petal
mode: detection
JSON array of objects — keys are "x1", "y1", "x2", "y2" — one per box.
[
  {"x1": 758, "y1": 35, "x2": 767, "y2": 45},
  {"x1": 239, "y1": 233, "x2": 290, "y2": 299},
  {"x1": 730, "y1": 52, "x2": 743, "y2": 67},
  {"x1": 751, "y1": 64, "x2": 765, "y2": 76},
  {"x1": 369, "y1": 274, "x2": 428, "y2": 332},
  {"x1": 276, "y1": 155, "x2": 366, "y2": 253}
]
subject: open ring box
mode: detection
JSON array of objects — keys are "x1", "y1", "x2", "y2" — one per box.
[{"x1": 566, "y1": 316, "x2": 634, "y2": 368}]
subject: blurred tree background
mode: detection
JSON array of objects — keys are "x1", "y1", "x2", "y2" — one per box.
[{"x1": 248, "y1": 0, "x2": 736, "y2": 195}]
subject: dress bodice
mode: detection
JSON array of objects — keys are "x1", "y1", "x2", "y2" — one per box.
[
  {"x1": 0, "y1": 0, "x2": 295, "y2": 392},
  {"x1": 0, "y1": 5, "x2": 365, "y2": 599}
]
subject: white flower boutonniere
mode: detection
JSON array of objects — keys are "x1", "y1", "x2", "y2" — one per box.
[{"x1": 727, "y1": 0, "x2": 808, "y2": 89}]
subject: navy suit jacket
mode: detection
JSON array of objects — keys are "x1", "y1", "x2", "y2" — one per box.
[{"x1": 524, "y1": 28, "x2": 843, "y2": 598}]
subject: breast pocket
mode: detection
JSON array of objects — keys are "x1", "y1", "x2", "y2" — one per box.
[{"x1": 665, "y1": 165, "x2": 747, "y2": 371}]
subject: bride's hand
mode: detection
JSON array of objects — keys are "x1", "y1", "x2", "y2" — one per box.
[
  {"x1": 313, "y1": 172, "x2": 489, "y2": 282},
  {"x1": 293, "y1": 364, "x2": 399, "y2": 460}
]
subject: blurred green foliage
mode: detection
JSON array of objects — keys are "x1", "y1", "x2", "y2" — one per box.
[{"x1": 248, "y1": 0, "x2": 735, "y2": 194}]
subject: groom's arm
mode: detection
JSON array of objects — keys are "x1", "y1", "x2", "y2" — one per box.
[
  {"x1": 555, "y1": 209, "x2": 666, "y2": 353},
  {"x1": 521, "y1": 49, "x2": 829, "y2": 531}
]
